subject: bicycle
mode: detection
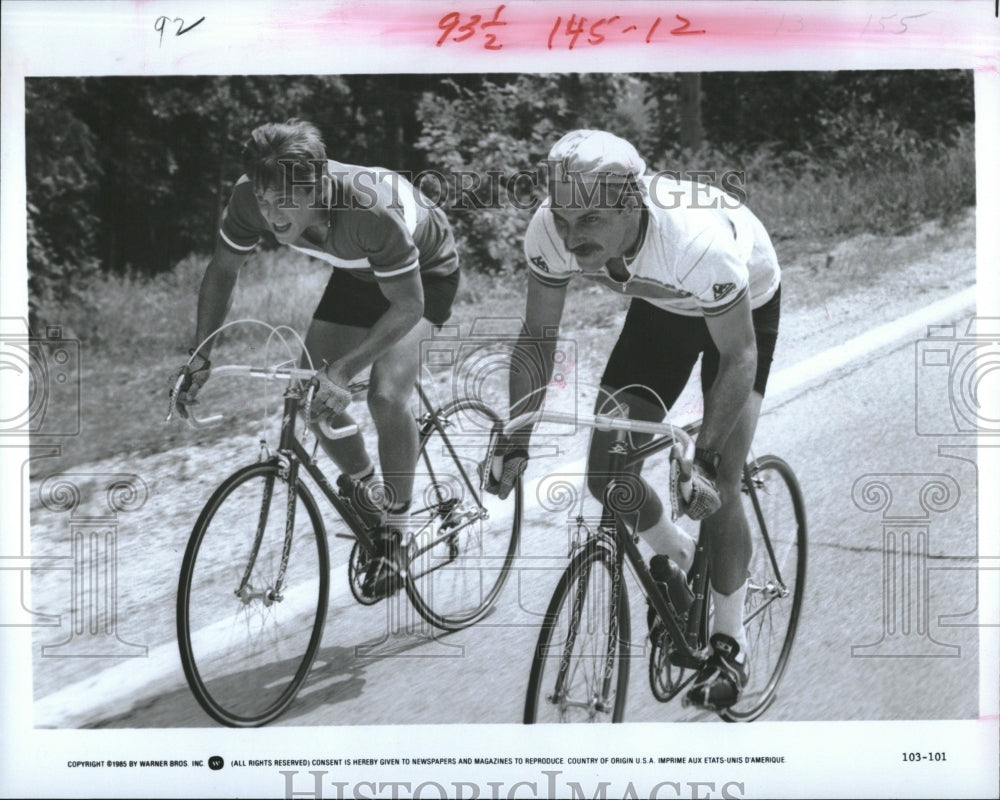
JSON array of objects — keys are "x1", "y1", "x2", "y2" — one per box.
[
  {"x1": 519, "y1": 407, "x2": 806, "y2": 723},
  {"x1": 168, "y1": 363, "x2": 522, "y2": 727}
]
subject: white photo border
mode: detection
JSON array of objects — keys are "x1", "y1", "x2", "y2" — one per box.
[{"x1": 2, "y1": 1, "x2": 998, "y2": 798}]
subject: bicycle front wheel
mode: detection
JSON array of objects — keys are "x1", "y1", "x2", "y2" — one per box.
[
  {"x1": 404, "y1": 399, "x2": 522, "y2": 631},
  {"x1": 524, "y1": 540, "x2": 630, "y2": 723},
  {"x1": 721, "y1": 455, "x2": 807, "y2": 721},
  {"x1": 177, "y1": 461, "x2": 329, "y2": 727}
]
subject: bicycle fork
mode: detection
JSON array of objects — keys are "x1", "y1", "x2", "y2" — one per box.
[{"x1": 233, "y1": 450, "x2": 302, "y2": 608}]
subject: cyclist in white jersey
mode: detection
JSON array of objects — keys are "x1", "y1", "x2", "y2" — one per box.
[{"x1": 486, "y1": 130, "x2": 782, "y2": 710}]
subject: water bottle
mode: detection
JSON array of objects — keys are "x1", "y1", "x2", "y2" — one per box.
[{"x1": 649, "y1": 554, "x2": 694, "y2": 615}]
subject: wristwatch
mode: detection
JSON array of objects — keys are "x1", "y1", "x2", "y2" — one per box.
[{"x1": 694, "y1": 446, "x2": 722, "y2": 475}]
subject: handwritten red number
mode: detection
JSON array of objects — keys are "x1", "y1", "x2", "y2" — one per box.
[
  {"x1": 646, "y1": 17, "x2": 662, "y2": 43},
  {"x1": 455, "y1": 14, "x2": 482, "y2": 42},
  {"x1": 481, "y1": 5, "x2": 507, "y2": 50},
  {"x1": 588, "y1": 16, "x2": 619, "y2": 46},
  {"x1": 436, "y1": 11, "x2": 482, "y2": 46},
  {"x1": 440, "y1": 7, "x2": 505, "y2": 49},
  {"x1": 547, "y1": 16, "x2": 561, "y2": 49},
  {"x1": 564, "y1": 14, "x2": 586, "y2": 49},
  {"x1": 437, "y1": 12, "x2": 460, "y2": 46},
  {"x1": 670, "y1": 14, "x2": 706, "y2": 35}
]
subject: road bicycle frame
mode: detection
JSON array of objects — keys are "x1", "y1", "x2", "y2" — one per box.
[
  {"x1": 271, "y1": 378, "x2": 478, "y2": 563},
  {"x1": 596, "y1": 423, "x2": 714, "y2": 669}
]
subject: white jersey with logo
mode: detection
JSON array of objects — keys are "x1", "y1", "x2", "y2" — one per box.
[{"x1": 524, "y1": 176, "x2": 780, "y2": 317}]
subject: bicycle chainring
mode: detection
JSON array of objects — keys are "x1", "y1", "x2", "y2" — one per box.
[
  {"x1": 648, "y1": 624, "x2": 687, "y2": 702},
  {"x1": 348, "y1": 540, "x2": 380, "y2": 606}
]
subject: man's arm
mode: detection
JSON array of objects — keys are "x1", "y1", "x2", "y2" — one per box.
[
  {"x1": 481, "y1": 270, "x2": 568, "y2": 497},
  {"x1": 698, "y1": 291, "x2": 757, "y2": 454},
  {"x1": 193, "y1": 236, "x2": 249, "y2": 357},
  {"x1": 169, "y1": 236, "x2": 248, "y2": 418},
  {"x1": 323, "y1": 269, "x2": 425, "y2": 385},
  {"x1": 507, "y1": 271, "x2": 569, "y2": 446}
]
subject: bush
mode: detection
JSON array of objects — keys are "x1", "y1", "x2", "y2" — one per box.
[
  {"x1": 25, "y1": 80, "x2": 103, "y2": 328},
  {"x1": 415, "y1": 74, "x2": 653, "y2": 275}
]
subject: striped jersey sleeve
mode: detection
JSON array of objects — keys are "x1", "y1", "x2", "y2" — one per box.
[
  {"x1": 218, "y1": 177, "x2": 267, "y2": 253},
  {"x1": 523, "y1": 206, "x2": 572, "y2": 287},
  {"x1": 349, "y1": 201, "x2": 420, "y2": 281}
]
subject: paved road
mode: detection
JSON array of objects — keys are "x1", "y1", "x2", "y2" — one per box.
[{"x1": 38, "y1": 301, "x2": 980, "y2": 730}]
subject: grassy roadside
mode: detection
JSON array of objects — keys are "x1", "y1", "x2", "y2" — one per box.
[{"x1": 31, "y1": 204, "x2": 975, "y2": 477}]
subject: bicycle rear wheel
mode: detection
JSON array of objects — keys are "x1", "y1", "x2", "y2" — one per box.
[
  {"x1": 721, "y1": 455, "x2": 807, "y2": 721},
  {"x1": 524, "y1": 540, "x2": 630, "y2": 723},
  {"x1": 404, "y1": 399, "x2": 522, "y2": 631},
  {"x1": 177, "y1": 461, "x2": 329, "y2": 727}
]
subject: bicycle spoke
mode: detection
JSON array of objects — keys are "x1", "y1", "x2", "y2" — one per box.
[
  {"x1": 525, "y1": 543, "x2": 629, "y2": 723},
  {"x1": 178, "y1": 463, "x2": 328, "y2": 727},
  {"x1": 722, "y1": 456, "x2": 806, "y2": 721},
  {"x1": 405, "y1": 400, "x2": 521, "y2": 631}
]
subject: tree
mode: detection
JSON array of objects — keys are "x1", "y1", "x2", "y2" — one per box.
[{"x1": 678, "y1": 73, "x2": 704, "y2": 152}]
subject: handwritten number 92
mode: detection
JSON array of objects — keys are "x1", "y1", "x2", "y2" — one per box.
[{"x1": 155, "y1": 15, "x2": 206, "y2": 47}]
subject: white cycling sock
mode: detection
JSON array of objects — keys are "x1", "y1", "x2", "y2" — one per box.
[
  {"x1": 385, "y1": 500, "x2": 412, "y2": 530},
  {"x1": 351, "y1": 464, "x2": 375, "y2": 482},
  {"x1": 711, "y1": 580, "x2": 748, "y2": 653},
  {"x1": 638, "y1": 514, "x2": 695, "y2": 572}
]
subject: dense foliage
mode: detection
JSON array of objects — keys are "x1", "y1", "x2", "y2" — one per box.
[{"x1": 25, "y1": 71, "x2": 974, "y2": 322}]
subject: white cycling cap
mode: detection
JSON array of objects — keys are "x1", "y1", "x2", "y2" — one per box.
[{"x1": 546, "y1": 129, "x2": 646, "y2": 184}]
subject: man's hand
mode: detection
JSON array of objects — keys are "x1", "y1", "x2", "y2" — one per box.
[
  {"x1": 669, "y1": 443, "x2": 722, "y2": 521},
  {"x1": 168, "y1": 351, "x2": 211, "y2": 419},
  {"x1": 479, "y1": 438, "x2": 527, "y2": 500},
  {"x1": 310, "y1": 364, "x2": 352, "y2": 423}
]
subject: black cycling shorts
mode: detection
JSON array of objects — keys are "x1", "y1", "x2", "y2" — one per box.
[
  {"x1": 312, "y1": 267, "x2": 460, "y2": 328},
  {"x1": 601, "y1": 285, "x2": 781, "y2": 408}
]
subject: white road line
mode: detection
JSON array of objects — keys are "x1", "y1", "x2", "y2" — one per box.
[
  {"x1": 767, "y1": 286, "x2": 977, "y2": 402},
  {"x1": 33, "y1": 562, "x2": 354, "y2": 728}
]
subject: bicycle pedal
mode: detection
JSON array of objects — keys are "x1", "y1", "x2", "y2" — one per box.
[{"x1": 361, "y1": 554, "x2": 407, "y2": 602}]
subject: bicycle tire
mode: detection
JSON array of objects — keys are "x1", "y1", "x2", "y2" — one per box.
[
  {"x1": 524, "y1": 540, "x2": 631, "y2": 723},
  {"x1": 403, "y1": 399, "x2": 522, "y2": 631},
  {"x1": 720, "y1": 454, "x2": 807, "y2": 721},
  {"x1": 177, "y1": 461, "x2": 329, "y2": 727}
]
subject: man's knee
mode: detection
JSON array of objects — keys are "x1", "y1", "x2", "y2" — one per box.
[{"x1": 367, "y1": 382, "x2": 412, "y2": 420}]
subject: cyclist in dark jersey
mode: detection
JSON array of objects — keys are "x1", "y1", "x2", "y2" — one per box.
[
  {"x1": 171, "y1": 119, "x2": 460, "y2": 598},
  {"x1": 487, "y1": 130, "x2": 782, "y2": 711}
]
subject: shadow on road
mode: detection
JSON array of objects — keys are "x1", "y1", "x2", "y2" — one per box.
[{"x1": 85, "y1": 622, "x2": 470, "y2": 728}]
